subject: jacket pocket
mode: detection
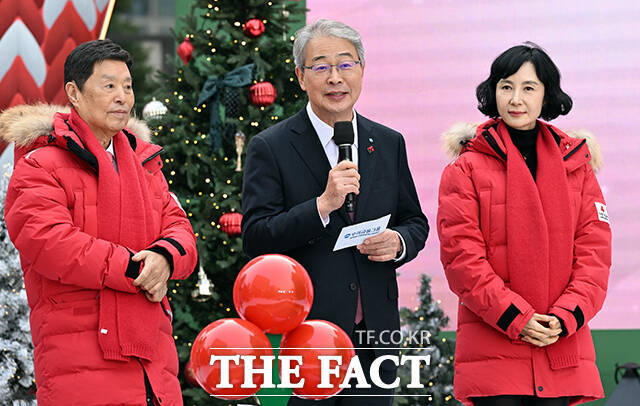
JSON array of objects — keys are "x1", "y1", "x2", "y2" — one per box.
[
  {"x1": 84, "y1": 204, "x2": 98, "y2": 236},
  {"x1": 149, "y1": 194, "x2": 163, "y2": 234},
  {"x1": 478, "y1": 189, "x2": 491, "y2": 246},
  {"x1": 72, "y1": 191, "x2": 84, "y2": 229},
  {"x1": 73, "y1": 190, "x2": 98, "y2": 236},
  {"x1": 44, "y1": 290, "x2": 99, "y2": 337},
  {"x1": 48, "y1": 290, "x2": 99, "y2": 313}
]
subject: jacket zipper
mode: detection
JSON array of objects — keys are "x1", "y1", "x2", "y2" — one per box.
[
  {"x1": 142, "y1": 148, "x2": 164, "y2": 166},
  {"x1": 563, "y1": 139, "x2": 586, "y2": 161},
  {"x1": 482, "y1": 130, "x2": 507, "y2": 161}
]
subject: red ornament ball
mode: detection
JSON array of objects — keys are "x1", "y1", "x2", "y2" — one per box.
[
  {"x1": 219, "y1": 212, "x2": 242, "y2": 237},
  {"x1": 249, "y1": 82, "x2": 277, "y2": 107},
  {"x1": 234, "y1": 254, "x2": 313, "y2": 334},
  {"x1": 191, "y1": 318, "x2": 272, "y2": 400},
  {"x1": 243, "y1": 18, "x2": 265, "y2": 37},
  {"x1": 177, "y1": 36, "x2": 194, "y2": 65},
  {"x1": 280, "y1": 320, "x2": 355, "y2": 400},
  {"x1": 183, "y1": 359, "x2": 199, "y2": 387}
]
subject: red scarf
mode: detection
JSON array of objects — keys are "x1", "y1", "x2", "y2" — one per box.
[
  {"x1": 68, "y1": 109, "x2": 160, "y2": 362},
  {"x1": 496, "y1": 120, "x2": 579, "y2": 369}
]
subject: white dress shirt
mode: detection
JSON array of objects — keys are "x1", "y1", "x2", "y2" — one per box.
[
  {"x1": 306, "y1": 102, "x2": 359, "y2": 169},
  {"x1": 306, "y1": 103, "x2": 406, "y2": 261},
  {"x1": 106, "y1": 140, "x2": 114, "y2": 155},
  {"x1": 106, "y1": 140, "x2": 118, "y2": 172}
]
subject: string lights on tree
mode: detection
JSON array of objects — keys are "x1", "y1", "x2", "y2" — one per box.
[{"x1": 147, "y1": 1, "x2": 305, "y2": 403}]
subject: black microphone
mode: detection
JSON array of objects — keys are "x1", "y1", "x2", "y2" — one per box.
[{"x1": 333, "y1": 121, "x2": 356, "y2": 213}]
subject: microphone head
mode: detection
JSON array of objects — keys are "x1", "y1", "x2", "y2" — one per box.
[{"x1": 333, "y1": 121, "x2": 354, "y2": 145}]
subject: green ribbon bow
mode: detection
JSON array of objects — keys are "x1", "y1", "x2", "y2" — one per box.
[{"x1": 197, "y1": 63, "x2": 255, "y2": 150}]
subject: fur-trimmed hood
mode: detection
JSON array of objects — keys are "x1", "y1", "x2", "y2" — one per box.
[
  {"x1": 0, "y1": 103, "x2": 151, "y2": 148},
  {"x1": 441, "y1": 121, "x2": 603, "y2": 172}
]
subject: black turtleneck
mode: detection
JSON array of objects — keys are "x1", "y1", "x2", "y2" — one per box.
[{"x1": 507, "y1": 124, "x2": 538, "y2": 179}]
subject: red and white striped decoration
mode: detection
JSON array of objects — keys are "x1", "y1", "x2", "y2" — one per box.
[{"x1": 0, "y1": 0, "x2": 116, "y2": 157}]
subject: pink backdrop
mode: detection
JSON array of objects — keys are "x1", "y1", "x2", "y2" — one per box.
[{"x1": 307, "y1": 0, "x2": 640, "y2": 329}]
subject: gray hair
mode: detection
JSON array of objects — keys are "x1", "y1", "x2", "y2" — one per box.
[{"x1": 293, "y1": 19, "x2": 365, "y2": 69}]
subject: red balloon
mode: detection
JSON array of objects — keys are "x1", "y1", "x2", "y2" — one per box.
[
  {"x1": 280, "y1": 320, "x2": 355, "y2": 400},
  {"x1": 190, "y1": 318, "x2": 273, "y2": 399},
  {"x1": 234, "y1": 254, "x2": 313, "y2": 334}
]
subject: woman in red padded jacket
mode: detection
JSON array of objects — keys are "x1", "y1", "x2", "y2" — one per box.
[{"x1": 437, "y1": 43, "x2": 611, "y2": 406}]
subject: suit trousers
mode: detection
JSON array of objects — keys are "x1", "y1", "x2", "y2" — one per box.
[{"x1": 287, "y1": 320, "x2": 396, "y2": 406}]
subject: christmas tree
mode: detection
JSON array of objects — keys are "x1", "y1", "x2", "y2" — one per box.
[
  {"x1": 148, "y1": 1, "x2": 306, "y2": 403},
  {"x1": 0, "y1": 165, "x2": 36, "y2": 405},
  {"x1": 107, "y1": 0, "x2": 159, "y2": 115},
  {"x1": 395, "y1": 274, "x2": 459, "y2": 406}
]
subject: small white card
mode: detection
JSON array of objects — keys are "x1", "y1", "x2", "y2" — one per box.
[{"x1": 333, "y1": 214, "x2": 391, "y2": 251}]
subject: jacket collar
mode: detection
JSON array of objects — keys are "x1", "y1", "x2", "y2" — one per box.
[
  {"x1": 305, "y1": 102, "x2": 359, "y2": 151},
  {"x1": 0, "y1": 103, "x2": 157, "y2": 166},
  {"x1": 51, "y1": 109, "x2": 161, "y2": 173},
  {"x1": 354, "y1": 113, "x2": 377, "y2": 223},
  {"x1": 461, "y1": 119, "x2": 594, "y2": 173},
  {"x1": 290, "y1": 108, "x2": 332, "y2": 189}
]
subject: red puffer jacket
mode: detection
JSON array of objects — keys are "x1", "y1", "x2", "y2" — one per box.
[
  {"x1": 2, "y1": 104, "x2": 197, "y2": 406},
  {"x1": 437, "y1": 120, "x2": 611, "y2": 406}
]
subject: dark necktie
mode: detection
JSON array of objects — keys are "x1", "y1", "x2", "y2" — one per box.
[
  {"x1": 348, "y1": 205, "x2": 363, "y2": 324},
  {"x1": 106, "y1": 150, "x2": 118, "y2": 172}
]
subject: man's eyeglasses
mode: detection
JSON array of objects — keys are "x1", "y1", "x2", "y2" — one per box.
[{"x1": 302, "y1": 60, "x2": 361, "y2": 75}]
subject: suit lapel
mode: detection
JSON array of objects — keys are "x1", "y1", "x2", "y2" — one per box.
[
  {"x1": 354, "y1": 114, "x2": 377, "y2": 223},
  {"x1": 290, "y1": 109, "x2": 331, "y2": 188},
  {"x1": 289, "y1": 110, "x2": 352, "y2": 225}
]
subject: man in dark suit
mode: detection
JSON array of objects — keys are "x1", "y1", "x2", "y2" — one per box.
[{"x1": 242, "y1": 19, "x2": 429, "y2": 405}]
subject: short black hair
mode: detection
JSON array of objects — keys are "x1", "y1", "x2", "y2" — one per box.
[
  {"x1": 476, "y1": 43, "x2": 572, "y2": 121},
  {"x1": 64, "y1": 39, "x2": 133, "y2": 90}
]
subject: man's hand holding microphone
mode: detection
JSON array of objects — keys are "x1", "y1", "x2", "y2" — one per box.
[
  {"x1": 317, "y1": 121, "x2": 402, "y2": 262},
  {"x1": 317, "y1": 159, "x2": 360, "y2": 219}
]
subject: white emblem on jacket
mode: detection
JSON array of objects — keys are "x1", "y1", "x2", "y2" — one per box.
[{"x1": 594, "y1": 202, "x2": 610, "y2": 224}]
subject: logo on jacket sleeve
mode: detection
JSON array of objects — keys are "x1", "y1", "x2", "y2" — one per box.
[{"x1": 594, "y1": 202, "x2": 610, "y2": 224}]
